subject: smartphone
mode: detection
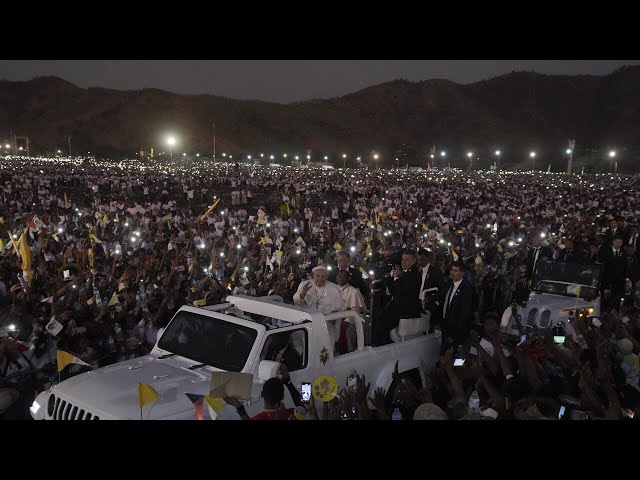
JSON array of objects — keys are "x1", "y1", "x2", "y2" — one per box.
[
  {"x1": 301, "y1": 382, "x2": 312, "y2": 403},
  {"x1": 63, "y1": 270, "x2": 70, "y2": 279},
  {"x1": 453, "y1": 358, "x2": 465, "y2": 367},
  {"x1": 554, "y1": 336, "x2": 566, "y2": 344},
  {"x1": 518, "y1": 334, "x2": 527, "y2": 345},
  {"x1": 558, "y1": 405, "x2": 566, "y2": 420}
]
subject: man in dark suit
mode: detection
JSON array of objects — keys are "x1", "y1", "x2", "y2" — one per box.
[
  {"x1": 606, "y1": 219, "x2": 624, "y2": 241},
  {"x1": 600, "y1": 235, "x2": 626, "y2": 307},
  {"x1": 417, "y1": 249, "x2": 446, "y2": 329},
  {"x1": 557, "y1": 238, "x2": 588, "y2": 264},
  {"x1": 263, "y1": 332, "x2": 303, "y2": 371},
  {"x1": 625, "y1": 224, "x2": 639, "y2": 253},
  {"x1": 328, "y1": 251, "x2": 366, "y2": 295},
  {"x1": 373, "y1": 249, "x2": 421, "y2": 345},
  {"x1": 526, "y1": 235, "x2": 553, "y2": 280},
  {"x1": 441, "y1": 261, "x2": 473, "y2": 352}
]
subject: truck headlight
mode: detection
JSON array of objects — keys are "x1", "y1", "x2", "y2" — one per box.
[{"x1": 30, "y1": 399, "x2": 41, "y2": 417}]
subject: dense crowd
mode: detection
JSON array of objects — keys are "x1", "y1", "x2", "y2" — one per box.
[{"x1": 1, "y1": 156, "x2": 639, "y2": 420}]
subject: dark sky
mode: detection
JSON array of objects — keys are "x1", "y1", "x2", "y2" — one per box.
[{"x1": 2, "y1": 60, "x2": 639, "y2": 104}]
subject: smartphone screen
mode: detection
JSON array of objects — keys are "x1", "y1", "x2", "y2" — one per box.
[
  {"x1": 453, "y1": 358, "x2": 465, "y2": 367},
  {"x1": 301, "y1": 382, "x2": 312, "y2": 403},
  {"x1": 558, "y1": 405, "x2": 566, "y2": 419},
  {"x1": 553, "y1": 336, "x2": 566, "y2": 344}
]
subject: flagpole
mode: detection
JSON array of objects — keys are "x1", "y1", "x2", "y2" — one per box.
[{"x1": 140, "y1": 407, "x2": 143, "y2": 420}]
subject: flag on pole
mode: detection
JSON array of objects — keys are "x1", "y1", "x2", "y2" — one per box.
[
  {"x1": 365, "y1": 244, "x2": 372, "y2": 256},
  {"x1": 261, "y1": 237, "x2": 273, "y2": 245},
  {"x1": 57, "y1": 350, "x2": 90, "y2": 372},
  {"x1": 204, "y1": 396, "x2": 223, "y2": 420},
  {"x1": 137, "y1": 383, "x2": 159, "y2": 408},
  {"x1": 295, "y1": 236, "x2": 306, "y2": 247},
  {"x1": 185, "y1": 393, "x2": 205, "y2": 420},
  {"x1": 201, "y1": 198, "x2": 220, "y2": 220},
  {"x1": 89, "y1": 234, "x2": 103, "y2": 244},
  {"x1": 107, "y1": 292, "x2": 120, "y2": 306},
  {"x1": 17, "y1": 229, "x2": 33, "y2": 285}
]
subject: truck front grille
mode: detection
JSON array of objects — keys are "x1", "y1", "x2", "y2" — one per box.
[{"x1": 49, "y1": 394, "x2": 100, "y2": 420}]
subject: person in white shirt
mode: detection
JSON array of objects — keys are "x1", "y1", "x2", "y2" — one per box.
[
  {"x1": 294, "y1": 265, "x2": 345, "y2": 350},
  {"x1": 335, "y1": 270, "x2": 365, "y2": 353}
]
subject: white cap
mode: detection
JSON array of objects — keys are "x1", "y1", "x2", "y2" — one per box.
[{"x1": 312, "y1": 265, "x2": 329, "y2": 273}]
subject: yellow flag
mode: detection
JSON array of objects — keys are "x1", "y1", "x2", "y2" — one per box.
[
  {"x1": 87, "y1": 248, "x2": 94, "y2": 268},
  {"x1": 162, "y1": 214, "x2": 172, "y2": 222},
  {"x1": 57, "y1": 350, "x2": 90, "y2": 372},
  {"x1": 366, "y1": 244, "x2": 372, "y2": 255},
  {"x1": 575, "y1": 286, "x2": 582, "y2": 298},
  {"x1": 18, "y1": 229, "x2": 33, "y2": 285},
  {"x1": 422, "y1": 223, "x2": 428, "y2": 231},
  {"x1": 333, "y1": 242, "x2": 342, "y2": 250},
  {"x1": 193, "y1": 299, "x2": 206, "y2": 307},
  {"x1": 261, "y1": 237, "x2": 273, "y2": 245},
  {"x1": 64, "y1": 192, "x2": 70, "y2": 209},
  {"x1": 204, "y1": 396, "x2": 223, "y2": 420},
  {"x1": 451, "y1": 249, "x2": 459, "y2": 261},
  {"x1": 108, "y1": 292, "x2": 120, "y2": 306},
  {"x1": 89, "y1": 234, "x2": 103, "y2": 244},
  {"x1": 137, "y1": 383, "x2": 159, "y2": 408},
  {"x1": 0, "y1": 239, "x2": 3, "y2": 250},
  {"x1": 202, "y1": 198, "x2": 220, "y2": 219}
]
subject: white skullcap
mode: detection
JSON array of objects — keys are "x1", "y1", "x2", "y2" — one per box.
[{"x1": 312, "y1": 265, "x2": 329, "y2": 273}]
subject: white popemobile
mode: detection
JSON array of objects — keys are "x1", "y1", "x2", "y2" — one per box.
[
  {"x1": 501, "y1": 261, "x2": 603, "y2": 337},
  {"x1": 31, "y1": 295, "x2": 440, "y2": 420}
]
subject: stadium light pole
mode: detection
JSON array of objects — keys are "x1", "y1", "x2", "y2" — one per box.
[
  {"x1": 530, "y1": 151, "x2": 536, "y2": 170},
  {"x1": 212, "y1": 123, "x2": 216, "y2": 161},
  {"x1": 167, "y1": 136, "x2": 176, "y2": 161},
  {"x1": 609, "y1": 150, "x2": 617, "y2": 173},
  {"x1": 495, "y1": 150, "x2": 501, "y2": 172},
  {"x1": 440, "y1": 151, "x2": 446, "y2": 169},
  {"x1": 342, "y1": 153, "x2": 347, "y2": 169}
]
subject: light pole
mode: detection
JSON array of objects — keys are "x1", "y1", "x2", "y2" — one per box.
[
  {"x1": 467, "y1": 151, "x2": 473, "y2": 170},
  {"x1": 429, "y1": 153, "x2": 435, "y2": 170},
  {"x1": 167, "y1": 136, "x2": 176, "y2": 161},
  {"x1": 566, "y1": 148, "x2": 573, "y2": 174},
  {"x1": 529, "y1": 151, "x2": 536, "y2": 170},
  {"x1": 609, "y1": 150, "x2": 617, "y2": 173},
  {"x1": 495, "y1": 150, "x2": 501, "y2": 172},
  {"x1": 342, "y1": 153, "x2": 347, "y2": 169},
  {"x1": 212, "y1": 123, "x2": 216, "y2": 161},
  {"x1": 373, "y1": 153, "x2": 379, "y2": 169},
  {"x1": 68, "y1": 136, "x2": 72, "y2": 157},
  {"x1": 440, "y1": 151, "x2": 446, "y2": 169}
]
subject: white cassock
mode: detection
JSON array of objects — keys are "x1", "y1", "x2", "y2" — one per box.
[
  {"x1": 337, "y1": 284, "x2": 366, "y2": 352},
  {"x1": 294, "y1": 280, "x2": 345, "y2": 349}
]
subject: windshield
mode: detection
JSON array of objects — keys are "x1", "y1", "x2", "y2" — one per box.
[
  {"x1": 158, "y1": 311, "x2": 258, "y2": 372},
  {"x1": 534, "y1": 280, "x2": 599, "y2": 301},
  {"x1": 534, "y1": 261, "x2": 602, "y2": 289}
]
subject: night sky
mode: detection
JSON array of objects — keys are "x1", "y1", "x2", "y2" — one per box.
[{"x1": 2, "y1": 60, "x2": 639, "y2": 104}]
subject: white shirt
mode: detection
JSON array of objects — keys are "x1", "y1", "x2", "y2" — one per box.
[
  {"x1": 293, "y1": 280, "x2": 345, "y2": 314},
  {"x1": 419, "y1": 264, "x2": 430, "y2": 295},
  {"x1": 443, "y1": 279, "x2": 463, "y2": 318}
]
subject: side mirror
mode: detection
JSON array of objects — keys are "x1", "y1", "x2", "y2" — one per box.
[
  {"x1": 157, "y1": 327, "x2": 165, "y2": 343},
  {"x1": 258, "y1": 360, "x2": 281, "y2": 382}
]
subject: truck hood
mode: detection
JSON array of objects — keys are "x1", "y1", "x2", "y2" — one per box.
[
  {"x1": 526, "y1": 293, "x2": 594, "y2": 310},
  {"x1": 49, "y1": 356, "x2": 213, "y2": 420}
]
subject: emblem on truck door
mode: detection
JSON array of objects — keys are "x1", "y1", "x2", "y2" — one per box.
[{"x1": 319, "y1": 346, "x2": 329, "y2": 366}]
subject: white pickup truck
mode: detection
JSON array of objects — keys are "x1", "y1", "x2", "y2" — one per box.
[{"x1": 30, "y1": 295, "x2": 440, "y2": 420}]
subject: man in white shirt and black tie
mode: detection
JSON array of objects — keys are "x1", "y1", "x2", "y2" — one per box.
[
  {"x1": 417, "y1": 249, "x2": 445, "y2": 327},
  {"x1": 625, "y1": 224, "x2": 639, "y2": 253},
  {"x1": 601, "y1": 236, "x2": 626, "y2": 307},
  {"x1": 441, "y1": 261, "x2": 473, "y2": 353}
]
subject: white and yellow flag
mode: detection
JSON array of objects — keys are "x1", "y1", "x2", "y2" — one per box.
[{"x1": 57, "y1": 350, "x2": 90, "y2": 372}]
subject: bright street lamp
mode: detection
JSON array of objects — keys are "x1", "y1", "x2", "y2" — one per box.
[
  {"x1": 342, "y1": 153, "x2": 347, "y2": 168},
  {"x1": 495, "y1": 150, "x2": 501, "y2": 171},
  {"x1": 167, "y1": 137, "x2": 176, "y2": 161},
  {"x1": 609, "y1": 150, "x2": 617, "y2": 173},
  {"x1": 530, "y1": 151, "x2": 536, "y2": 170}
]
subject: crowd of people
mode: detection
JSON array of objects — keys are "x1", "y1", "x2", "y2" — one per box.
[{"x1": 1, "y1": 155, "x2": 639, "y2": 420}]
